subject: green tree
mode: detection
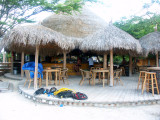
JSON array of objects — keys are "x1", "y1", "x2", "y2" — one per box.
[
  {"x1": 0, "y1": 0, "x2": 96, "y2": 37},
  {"x1": 114, "y1": 14, "x2": 160, "y2": 39}
]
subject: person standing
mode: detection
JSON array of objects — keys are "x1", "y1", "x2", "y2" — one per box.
[
  {"x1": 88, "y1": 56, "x2": 94, "y2": 70},
  {"x1": 74, "y1": 57, "x2": 81, "y2": 72}
]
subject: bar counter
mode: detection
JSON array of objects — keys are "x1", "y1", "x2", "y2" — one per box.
[{"x1": 42, "y1": 63, "x2": 103, "y2": 75}]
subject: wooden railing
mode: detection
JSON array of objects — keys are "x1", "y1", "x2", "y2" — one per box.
[{"x1": 0, "y1": 62, "x2": 11, "y2": 75}]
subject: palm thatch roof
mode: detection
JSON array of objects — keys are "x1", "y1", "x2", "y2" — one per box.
[
  {"x1": 1, "y1": 24, "x2": 77, "y2": 56},
  {"x1": 80, "y1": 23, "x2": 142, "y2": 56},
  {"x1": 41, "y1": 7, "x2": 107, "y2": 47},
  {"x1": 139, "y1": 31, "x2": 160, "y2": 56}
]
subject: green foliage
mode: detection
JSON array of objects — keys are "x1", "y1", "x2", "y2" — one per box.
[
  {"x1": 113, "y1": 12, "x2": 160, "y2": 60},
  {"x1": 113, "y1": 56, "x2": 123, "y2": 65},
  {"x1": 0, "y1": 52, "x2": 11, "y2": 62},
  {"x1": 0, "y1": 0, "x2": 96, "y2": 37},
  {"x1": 114, "y1": 14, "x2": 160, "y2": 39},
  {"x1": 54, "y1": 0, "x2": 84, "y2": 14}
]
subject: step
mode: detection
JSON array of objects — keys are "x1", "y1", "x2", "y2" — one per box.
[
  {"x1": 0, "y1": 82, "x2": 13, "y2": 92},
  {"x1": 0, "y1": 71, "x2": 4, "y2": 76}
]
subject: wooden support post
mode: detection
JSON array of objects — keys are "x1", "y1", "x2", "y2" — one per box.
[
  {"x1": 103, "y1": 54, "x2": 107, "y2": 69},
  {"x1": 3, "y1": 52, "x2": 5, "y2": 63},
  {"x1": 110, "y1": 49, "x2": 113, "y2": 87},
  {"x1": 129, "y1": 55, "x2": 132, "y2": 76},
  {"x1": 21, "y1": 52, "x2": 24, "y2": 78},
  {"x1": 156, "y1": 52, "x2": 159, "y2": 67},
  {"x1": 34, "y1": 45, "x2": 39, "y2": 89},
  {"x1": 155, "y1": 25, "x2": 159, "y2": 67},
  {"x1": 11, "y1": 52, "x2": 13, "y2": 74},
  {"x1": 63, "y1": 51, "x2": 66, "y2": 69}
]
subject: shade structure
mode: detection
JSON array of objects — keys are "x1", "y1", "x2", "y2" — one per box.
[
  {"x1": 41, "y1": 7, "x2": 107, "y2": 47},
  {"x1": 1, "y1": 24, "x2": 78, "y2": 89},
  {"x1": 1, "y1": 24, "x2": 76, "y2": 56},
  {"x1": 80, "y1": 23, "x2": 142, "y2": 55},
  {"x1": 79, "y1": 23, "x2": 142, "y2": 86},
  {"x1": 139, "y1": 31, "x2": 160, "y2": 56}
]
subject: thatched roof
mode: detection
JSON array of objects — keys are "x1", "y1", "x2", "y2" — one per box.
[
  {"x1": 80, "y1": 23, "x2": 142, "y2": 56},
  {"x1": 2, "y1": 24, "x2": 76, "y2": 56},
  {"x1": 139, "y1": 31, "x2": 160, "y2": 56},
  {"x1": 41, "y1": 7, "x2": 107, "y2": 47}
]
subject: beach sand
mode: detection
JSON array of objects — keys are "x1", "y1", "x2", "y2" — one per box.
[{"x1": 0, "y1": 76, "x2": 160, "y2": 120}]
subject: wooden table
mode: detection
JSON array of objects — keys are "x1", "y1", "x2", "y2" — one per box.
[
  {"x1": 91, "y1": 69, "x2": 109, "y2": 87},
  {"x1": 43, "y1": 69, "x2": 60, "y2": 87},
  {"x1": 147, "y1": 67, "x2": 160, "y2": 71}
]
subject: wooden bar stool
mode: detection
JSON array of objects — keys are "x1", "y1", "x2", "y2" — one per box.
[
  {"x1": 142, "y1": 72, "x2": 159, "y2": 96},
  {"x1": 137, "y1": 71, "x2": 146, "y2": 90}
]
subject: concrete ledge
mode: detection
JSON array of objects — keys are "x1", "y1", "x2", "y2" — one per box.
[
  {"x1": 18, "y1": 86, "x2": 160, "y2": 108},
  {"x1": 4, "y1": 73, "x2": 23, "y2": 80}
]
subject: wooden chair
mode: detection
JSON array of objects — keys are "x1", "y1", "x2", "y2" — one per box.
[
  {"x1": 90, "y1": 67, "x2": 95, "y2": 71},
  {"x1": 142, "y1": 72, "x2": 159, "y2": 96},
  {"x1": 59, "y1": 68, "x2": 69, "y2": 85},
  {"x1": 24, "y1": 70, "x2": 42, "y2": 89},
  {"x1": 79, "y1": 69, "x2": 92, "y2": 85},
  {"x1": 113, "y1": 70, "x2": 123, "y2": 86},
  {"x1": 120, "y1": 67, "x2": 126, "y2": 76}
]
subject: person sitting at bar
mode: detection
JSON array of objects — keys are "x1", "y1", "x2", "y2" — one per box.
[{"x1": 74, "y1": 57, "x2": 81, "y2": 72}]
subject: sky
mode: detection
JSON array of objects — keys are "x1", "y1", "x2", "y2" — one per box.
[{"x1": 32, "y1": 0, "x2": 160, "y2": 23}]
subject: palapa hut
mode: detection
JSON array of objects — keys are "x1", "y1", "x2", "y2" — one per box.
[
  {"x1": 139, "y1": 31, "x2": 160, "y2": 67},
  {"x1": 80, "y1": 23, "x2": 142, "y2": 86},
  {"x1": 41, "y1": 7, "x2": 108, "y2": 74},
  {"x1": 2, "y1": 24, "x2": 75, "y2": 56},
  {"x1": 41, "y1": 7, "x2": 107, "y2": 45},
  {"x1": 1, "y1": 24, "x2": 77, "y2": 89}
]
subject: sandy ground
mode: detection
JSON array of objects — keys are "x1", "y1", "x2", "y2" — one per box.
[{"x1": 0, "y1": 76, "x2": 160, "y2": 120}]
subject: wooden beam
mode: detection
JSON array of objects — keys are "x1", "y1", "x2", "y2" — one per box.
[
  {"x1": 11, "y1": 52, "x2": 13, "y2": 74},
  {"x1": 110, "y1": 49, "x2": 113, "y2": 87},
  {"x1": 103, "y1": 54, "x2": 107, "y2": 69},
  {"x1": 156, "y1": 52, "x2": 159, "y2": 67},
  {"x1": 129, "y1": 55, "x2": 132, "y2": 76},
  {"x1": 21, "y1": 52, "x2": 24, "y2": 78},
  {"x1": 3, "y1": 52, "x2": 5, "y2": 63},
  {"x1": 63, "y1": 51, "x2": 67, "y2": 69},
  {"x1": 34, "y1": 45, "x2": 39, "y2": 89}
]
